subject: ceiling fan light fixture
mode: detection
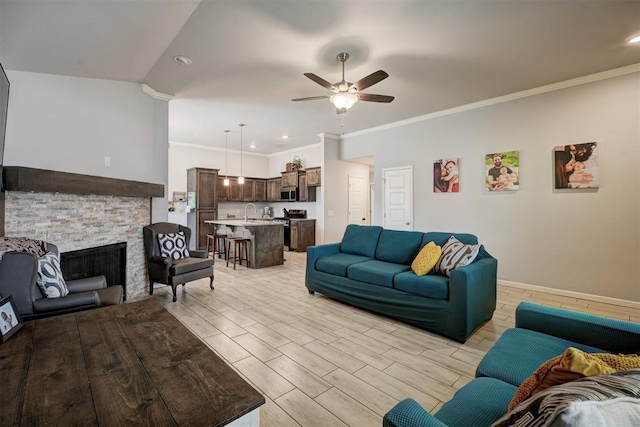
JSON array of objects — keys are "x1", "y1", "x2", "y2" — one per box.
[{"x1": 330, "y1": 93, "x2": 358, "y2": 110}]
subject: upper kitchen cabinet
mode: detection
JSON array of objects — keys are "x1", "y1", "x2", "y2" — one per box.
[
  {"x1": 281, "y1": 171, "x2": 299, "y2": 188},
  {"x1": 217, "y1": 176, "x2": 229, "y2": 202},
  {"x1": 266, "y1": 178, "x2": 281, "y2": 202},
  {"x1": 254, "y1": 180, "x2": 267, "y2": 202},
  {"x1": 242, "y1": 179, "x2": 255, "y2": 202},
  {"x1": 305, "y1": 167, "x2": 321, "y2": 186},
  {"x1": 188, "y1": 168, "x2": 218, "y2": 210}
]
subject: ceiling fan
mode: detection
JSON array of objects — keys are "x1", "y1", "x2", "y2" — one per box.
[{"x1": 292, "y1": 52, "x2": 394, "y2": 114}]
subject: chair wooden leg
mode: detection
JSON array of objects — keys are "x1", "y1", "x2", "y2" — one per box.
[
  {"x1": 226, "y1": 240, "x2": 231, "y2": 268},
  {"x1": 209, "y1": 276, "x2": 214, "y2": 290},
  {"x1": 149, "y1": 281, "x2": 154, "y2": 295},
  {"x1": 244, "y1": 241, "x2": 249, "y2": 268},
  {"x1": 172, "y1": 284, "x2": 178, "y2": 302}
]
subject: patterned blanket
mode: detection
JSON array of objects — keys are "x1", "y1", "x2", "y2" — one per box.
[{"x1": 0, "y1": 237, "x2": 48, "y2": 259}]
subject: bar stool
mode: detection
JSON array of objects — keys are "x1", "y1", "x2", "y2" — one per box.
[
  {"x1": 206, "y1": 229, "x2": 229, "y2": 259},
  {"x1": 226, "y1": 237, "x2": 250, "y2": 270}
]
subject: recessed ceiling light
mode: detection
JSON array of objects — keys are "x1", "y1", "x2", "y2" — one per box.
[
  {"x1": 282, "y1": 135, "x2": 289, "y2": 139},
  {"x1": 173, "y1": 55, "x2": 192, "y2": 66},
  {"x1": 629, "y1": 36, "x2": 640, "y2": 44},
  {"x1": 250, "y1": 143, "x2": 256, "y2": 149}
]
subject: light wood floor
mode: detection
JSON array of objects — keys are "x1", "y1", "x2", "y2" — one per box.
[{"x1": 144, "y1": 251, "x2": 640, "y2": 427}]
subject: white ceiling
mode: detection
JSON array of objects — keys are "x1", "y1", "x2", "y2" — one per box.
[{"x1": 1, "y1": 0, "x2": 639, "y2": 154}]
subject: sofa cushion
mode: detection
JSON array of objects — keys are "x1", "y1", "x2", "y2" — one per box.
[
  {"x1": 169, "y1": 257, "x2": 213, "y2": 275},
  {"x1": 422, "y1": 232, "x2": 478, "y2": 247},
  {"x1": 375, "y1": 229, "x2": 424, "y2": 265},
  {"x1": 476, "y1": 328, "x2": 606, "y2": 386},
  {"x1": 393, "y1": 272, "x2": 449, "y2": 300},
  {"x1": 36, "y1": 252, "x2": 69, "y2": 298},
  {"x1": 433, "y1": 236, "x2": 480, "y2": 277},
  {"x1": 347, "y1": 260, "x2": 410, "y2": 288},
  {"x1": 158, "y1": 231, "x2": 190, "y2": 260},
  {"x1": 340, "y1": 225, "x2": 383, "y2": 258},
  {"x1": 411, "y1": 241, "x2": 442, "y2": 276},
  {"x1": 434, "y1": 377, "x2": 517, "y2": 427},
  {"x1": 315, "y1": 253, "x2": 373, "y2": 277}
]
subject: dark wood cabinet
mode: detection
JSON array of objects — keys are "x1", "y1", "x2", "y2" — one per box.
[
  {"x1": 306, "y1": 167, "x2": 321, "y2": 186},
  {"x1": 290, "y1": 219, "x2": 316, "y2": 252},
  {"x1": 266, "y1": 178, "x2": 281, "y2": 202},
  {"x1": 187, "y1": 167, "x2": 219, "y2": 250},
  {"x1": 281, "y1": 171, "x2": 299, "y2": 188},
  {"x1": 299, "y1": 174, "x2": 308, "y2": 202},
  {"x1": 217, "y1": 176, "x2": 229, "y2": 202},
  {"x1": 254, "y1": 180, "x2": 266, "y2": 202},
  {"x1": 228, "y1": 178, "x2": 242, "y2": 202},
  {"x1": 242, "y1": 179, "x2": 255, "y2": 202}
]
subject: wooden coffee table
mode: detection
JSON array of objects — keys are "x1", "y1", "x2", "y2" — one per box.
[{"x1": 1, "y1": 298, "x2": 264, "y2": 426}]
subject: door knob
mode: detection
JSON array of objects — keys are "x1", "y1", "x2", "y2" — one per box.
[{"x1": 405, "y1": 222, "x2": 410, "y2": 225}]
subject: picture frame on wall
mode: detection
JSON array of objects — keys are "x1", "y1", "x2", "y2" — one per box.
[
  {"x1": 486, "y1": 151, "x2": 520, "y2": 191},
  {"x1": 553, "y1": 142, "x2": 599, "y2": 189},
  {"x1": 434, "y1": 158, "x2": 460, "y2": 193},
  {"x1": 0, "y1": 295, "x2": 23, "y2": 343}
]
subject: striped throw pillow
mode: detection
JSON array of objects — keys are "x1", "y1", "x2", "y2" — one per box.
[{"x1": 433, "y1": 236, "x2": 480, "y2": 277}]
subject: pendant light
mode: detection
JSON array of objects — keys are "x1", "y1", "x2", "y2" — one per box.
[
  {"x1": 223, "y1": 130, "x2": 230, "y2": 186},
  {"x1": 238, "y1": 123, "x2": 245, "y2": 185}
]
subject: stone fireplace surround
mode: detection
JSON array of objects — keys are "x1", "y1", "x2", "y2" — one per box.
[{"x1": 2, "y1": 167, "x2": 164, "y2": 299}]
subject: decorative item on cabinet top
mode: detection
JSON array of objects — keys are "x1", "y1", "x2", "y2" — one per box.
[{"x1": 286, "y1": 155, "x2": 303, "y2": 172}]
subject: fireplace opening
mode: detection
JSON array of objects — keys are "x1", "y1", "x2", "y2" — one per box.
[{"x1": 60, "y1": 242, "x2": 127, "y2": 301}]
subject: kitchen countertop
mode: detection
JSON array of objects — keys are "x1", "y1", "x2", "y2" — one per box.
[{"x1": 205, "y1": 219, "x2": 283, "y2": 227}]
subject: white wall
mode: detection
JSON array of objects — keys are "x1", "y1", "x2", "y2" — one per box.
[
  {"x1": 341, "y1": 72, "x2": 640, "y2": 302},
  {"x1": 322, "y1": 134, "x2": 370, "y2": 244},
  {"x1": 5, "y1": 71, "x2": 162, "y2": 183},
  {"x1": 268, "y1": 144, "x2": 322, "y2": 177}
]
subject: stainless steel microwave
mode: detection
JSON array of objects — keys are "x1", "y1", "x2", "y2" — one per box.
[{"x1": 280, "y1": 188, "x2": 298, "y2": 201}]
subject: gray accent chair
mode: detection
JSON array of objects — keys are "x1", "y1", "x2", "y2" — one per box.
[
  {"x1": 0, "y1": 243, "x2": 123, "y2": 320},
  {"x1": 143, "y1": 222, "x2": 214, "y2": 302}
]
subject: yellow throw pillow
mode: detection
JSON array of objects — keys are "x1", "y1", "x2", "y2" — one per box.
[
  {"x1": 509, "y1": 347, "x2": 640, "y2": 410},
  {"x1": 411, "y1": 242, "x2": 442, "y2": 276}
]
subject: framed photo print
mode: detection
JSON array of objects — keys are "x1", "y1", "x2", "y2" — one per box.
[
  {"x1": 553, "y1": 142, "x2": 599, "y2": 189},
  {"x1": 434, "y1": 158, "x2": 459, "y2": 193},
  {"x1": 486, "y1": 151, "x2": 519, "y2": 191},
  {"x1": 0, "y1": 296, "x2": 23, "y2": 343}
]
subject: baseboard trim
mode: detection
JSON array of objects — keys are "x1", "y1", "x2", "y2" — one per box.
[{"x1": 498, "y1": 279, "x2": 640, "y2": 310}]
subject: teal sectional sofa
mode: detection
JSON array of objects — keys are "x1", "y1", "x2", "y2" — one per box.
[
  {"x1": 305, "y1": 225, "x2": 497, "y2": 342},
  {"x1": 383, "y1": 302, "x2": 640, "y2": 427}
]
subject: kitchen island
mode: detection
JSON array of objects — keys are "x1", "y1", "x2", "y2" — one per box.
[{"x1": 205, "y1": 219, "x2": 284, "y2": 269}]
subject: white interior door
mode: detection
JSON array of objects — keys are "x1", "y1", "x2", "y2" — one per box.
[
  {"x1": 348, "y1": 175, "x2": 367, "y2": 225},
  {"x1": 369, "y1": 184, "x2": 375, "y2": 225},
  {"x1": 383, "y1": 166, "x2": 413, "y2": 230}
]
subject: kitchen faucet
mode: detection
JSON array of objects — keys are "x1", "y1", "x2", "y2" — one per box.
[{"x1": 244, "y1": 203, "x2": 256, "y2": 221}]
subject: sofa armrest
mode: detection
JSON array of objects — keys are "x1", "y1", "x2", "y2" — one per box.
[
  {"x1": 515, "y1": 302, "x2": 640, "y2": 353},
  {"x1": 189, "y1": 250, "x2": 208, "y2": 259},
  {"x1": 33, "y1": 291, "x2": 100, "y2": 313},
  {"x1": 383, "y1": 399, "x2": 448, "y2": 427},
  {"x1": 0, "y1": 252, "x2": 39, "y2": 316},
  {"x1": 307, "y1": 243, "x2": 340, "y2": 262},
  {"x1": 150, "y1": 255, "x2": 172, "y2": 267},
  {"x1": 447, "y1": 256, "x2": 498, "y2": 342},
  {"x1": 66, "y1": 276, "x2": 107, "y2": 293}
]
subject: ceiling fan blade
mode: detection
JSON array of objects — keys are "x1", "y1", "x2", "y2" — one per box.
[
  {"x1": 336, "y1": 108, "x2": 347, "y2": 115},
  {"x1": 291, "y1": 95, "x2": 330, "y2": 102},
  {"x1": 358, "y1": 93, "x2": 395, "y2": 103},
  {"x1": 351, "y1": 70, "x2": 389, "y2": 91},
  {"x1": 304, "y1": 73, "x2": 336, "y2": 90}
]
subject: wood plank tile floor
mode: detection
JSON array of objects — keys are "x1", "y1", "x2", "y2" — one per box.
[{"x1": 140, "y1": 251, "x2": 640, "y2": 427}]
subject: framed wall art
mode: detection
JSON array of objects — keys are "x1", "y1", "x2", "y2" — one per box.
[
  {"x1": 434, "y1": 158, "x2": 459, "y2": 193},
  {"x1": 0, "y1": 295, "x2": 22, "y2": 343},
  {"x1": 486, "y1": 151, "x2": 520, "y2": 191},
  {"x1": 553, "y1": 142, "x2": 598, "y2": 189}
]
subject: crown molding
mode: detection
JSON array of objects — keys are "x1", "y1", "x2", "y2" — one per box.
[
  {"x1": 140, "y1": 83, "x2": 174, "y2": 101},
  {"x1": 342, "y1": 63, "x2": 640, "y2": 139}
]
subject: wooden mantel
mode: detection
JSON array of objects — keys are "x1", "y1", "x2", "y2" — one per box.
[{"x1": 3, "y1": 166, "x2": 164, "y2": 198}]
